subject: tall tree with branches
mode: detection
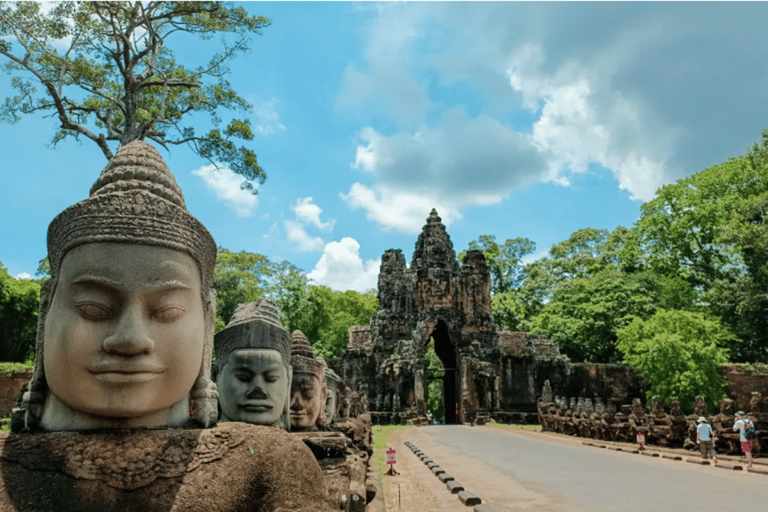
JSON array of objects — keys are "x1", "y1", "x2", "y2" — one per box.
[{"x1": 0, "y1": 1, "x2": 269, "y2": 190}]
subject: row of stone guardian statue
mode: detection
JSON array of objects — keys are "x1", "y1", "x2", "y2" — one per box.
[
  {"x1": 537, "y1": 381, "x2": 767, "y2": 454},
  {"x1": 2, "y1": 141, "x2": 369, "y2": 511}
]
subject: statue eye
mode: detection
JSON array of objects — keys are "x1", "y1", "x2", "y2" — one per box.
[
  {"x1": 153, "y1": 306, "x2": 185, "y2": 322},
  {"x1": 265, "y1": 374, "x2": 280, "y2": 383},
  {"x1": 235, "y1": 372, "x2": 252, "y2": 383},
  {"x1": 75, "y1": 302, "x2": 113, "y2": 320}
]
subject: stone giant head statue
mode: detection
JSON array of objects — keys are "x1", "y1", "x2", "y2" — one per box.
[
  {"x1": 14, "y1": 141, "x2": 218, "y2": 432},
  {"x1": 289, "y1": 330, "x2": 328, "y2": 430},
  {"x1": 321, "y1": 363, "x2": 343, "y2": 425},
  {"x1": 213, "y1": 299, "x2": 293, "y2": 428}
]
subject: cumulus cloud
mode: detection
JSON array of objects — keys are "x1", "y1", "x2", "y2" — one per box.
[
  {"x1": 343, "y1": 106, "x2": 549, "y2": 232},
  {"x1": 284, "y1": 220, "x2": 324, "y2": 252},
  {"x1": 292, "y1": 197, "x2": 334, "y2": 232},
  {"x1": 192, "y1": 163, "x2": 258, "y2": 217},
  {"x1": 307, "y1": 237, "x2": 380, "y2": 292},
  {"x1": 337, "y1": 2, "x2": 768, "y2": 220},
  {"x1": 341, "y1": 182, "x2": 462, "y2": 235},
  {"x1": 254, "y1": 98, "x2": 286, "y2": 135},
  {"x1": 507, "y1": 44, "x2": 670, "y2": 201},
  {"x1": 284, "y1": 197, "x2": 335, "y2": 252},
  {"x1": 14, "y1": 272, "x2": 32, "y2": 280}
]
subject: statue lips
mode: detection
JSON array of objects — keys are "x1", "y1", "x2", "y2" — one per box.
[
  {"x1": 89, "y1": 362, "x2": 165, "y2": 385},
  {"x1": 241, "y1": 402, "x2": 273, "y2": 413}
]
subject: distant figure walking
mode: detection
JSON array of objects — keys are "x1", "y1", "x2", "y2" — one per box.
[
  {"x1": 696, "y1": 416, "x2": 716, "y2": 463},
  {"x1": 733, "y1": 411, "x2": 754, "y2": 469}
]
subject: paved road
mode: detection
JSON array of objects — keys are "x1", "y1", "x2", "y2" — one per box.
[{"x1": 394, "y1": 425, "x2": 768, "y2": 512}]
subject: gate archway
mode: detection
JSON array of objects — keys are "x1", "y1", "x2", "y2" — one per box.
[{"x1": 425, "y1": 320, "x2": 458, "y2": 424}]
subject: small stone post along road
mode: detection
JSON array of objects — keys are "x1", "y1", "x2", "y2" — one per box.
[{"x1": 383, "y1": 425, "x2": 768, "y2": 512}]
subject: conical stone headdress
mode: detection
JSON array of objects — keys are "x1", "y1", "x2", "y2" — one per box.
[
  {"x1": 46, "y1": 140, "x2": 217, "y2": 292},
  {"x1": 291, "y1": 330, "x2": 324, "y2": 378},
  {"x1": 214, "y1": 299, "x2": 292, "y2": 365}
]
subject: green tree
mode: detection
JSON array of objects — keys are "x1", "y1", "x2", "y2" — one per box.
[
  {"x1": 424, "y1": 338, "x2": 444, "y2": 422},
  {"x1": 212, "y1": 248, "x2": 270, "y2": 331},
  {"x1": 459, "y1": 235, "x2": 535, "y2": 294},
  {"x1": 0, "y1": 1, "x2": 269, "y2": 190},
  {"x1": 265, "y1": 260, "x2": 311, "y2": 334},
  {"x1": 305, "y1": 287, "x2": 378, "y2": 359},
  {"x1": 633, "y1": 154, "x2": 767, "y2": 288},
  {"x1": 0, "y1": 263, "x2": 41, "y2": 362},
  {"x1": 616, "y1": 309, "x2": 731, "y2": 412}
]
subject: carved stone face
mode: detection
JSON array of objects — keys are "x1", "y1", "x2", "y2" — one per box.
[
  {"x1": 324, "y1": 381, "x2": 338, "y2": 424},
  {"x1": 290, "y1": 373, "x2": 326, "y2": 429},
  {"x1": 217, "y1": 348, "x2": 290, "y2": 427},
  {"x1": 41, "y1": 243, "x2": 205, "y2": 429}
]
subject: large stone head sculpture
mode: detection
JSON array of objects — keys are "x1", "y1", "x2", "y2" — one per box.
[
  {"x1": 321, "y1": 362, "x2": 343, "y2": 425},
  {"x1": 213, "y1": 299, "x2": 293, "y2": 428},
  {"x1": 14, "y1": 141, "x2": 218, "y2": 432},
  {"x1": 290, "y1": 330, "x2": 327, "y2": 431}
]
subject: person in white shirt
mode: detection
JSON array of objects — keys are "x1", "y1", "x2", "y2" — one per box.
[{"x1": 733, "y1": 410, "x2": 754, "y2": 469}]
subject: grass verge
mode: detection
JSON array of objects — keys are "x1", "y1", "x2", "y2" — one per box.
[
  {"x1": 0, "y1": 362, "x2": 33, "y2": 376},
  {"x1": 371, "y1": 424, "x2": 416, "y2": 504}
]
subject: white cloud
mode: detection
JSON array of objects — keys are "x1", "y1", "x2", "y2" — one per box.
[
  {"x1": 284, "y1": 220, "x2": 324, "y2": 253},
  {"x1": 192, "y1": 163, "x2": 258, "y2": 217},
  {"x1": 254, "y1": 98, "x2": 286, "y2": 135},
  {"x1": 14, "y1": 272, "x2": 33, "y2": 280},
  {"x1": 507, "y1": 44, "x2": 670, "y2": 201},
  {"x1": 292, "y1": 197, "x2": 334, "y2": 232},
  {"x1": 341, "y1": 182, "x2": 461, "y2": 235},
  {"x1": 307, "y1": 237, "x2": 380, "y2": 293}
]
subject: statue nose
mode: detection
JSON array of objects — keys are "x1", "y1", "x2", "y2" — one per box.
[{"x1": 102, "y1": 304, "x2": 154, "y2": 355}]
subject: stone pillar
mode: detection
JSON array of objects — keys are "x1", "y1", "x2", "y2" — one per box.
[{"x1": 415, "y1": 367, "x2": 426, "y2": 417}]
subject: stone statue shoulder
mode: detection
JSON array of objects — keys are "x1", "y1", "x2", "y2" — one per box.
[{"x1": 0, "y1": 423, "x2": 335, "y2": 512}]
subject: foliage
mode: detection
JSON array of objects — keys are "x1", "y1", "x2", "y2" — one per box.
[
  {"x1": 212, "y1": 247, "x2": 270, "y2": 331},
  {"x1": 616, "y1": 309, "x2": 731, "y2": 411},
  {"x1": 0, "y1": 1, "x2": 269, "y2": 190},
  {"x1": 424, "y1": 338, "x2": 444, "y2": 422},
  {"x1": 0, "y1": 263, "x2": 40, "y2": 362},
  {"x1": 490, "y1": 291, "x2": 527, "y2": 332},
  {"x1": 0, "y1": 361, "x2": 33, "y2": 375},
  {"x1": 298, "y1": 286, "x2": 378, "y2": 359},
  {"x1": 529, "y1": 269, "x2": 663, "y2": 363},
  {"x1": 264, "y1": 260, "x2": 311, "y2": 334},
  {"x1": 459, "y1": 235, "x2": 535, "y2": 294},
  {"x1": 633, "y1": 155, "x2": 767, "y2": 287}
]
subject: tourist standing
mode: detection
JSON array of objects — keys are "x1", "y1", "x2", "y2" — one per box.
[
  {"x1": 696, "y1": 417, "x2": 717, "y2": 463},
  {"x1": 733, "y1": 411, "x2": 754, "y2": 469}
]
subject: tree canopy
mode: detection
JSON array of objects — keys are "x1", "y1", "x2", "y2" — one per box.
[
  {"x1": 0, "y1": 263, "x2": 40, "y2": 363},
  {"x1": 616, "y1": 309, "x2": 730, "y2": 411},
  {"x1": 0, "y1": 1, "x2": 269, "y2": 190}
]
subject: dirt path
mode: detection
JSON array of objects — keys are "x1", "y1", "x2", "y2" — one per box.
[{"x1": 379, "y1": 428, "x2": 469, "y2": 512}]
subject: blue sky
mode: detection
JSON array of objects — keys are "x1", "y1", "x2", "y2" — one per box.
[{"x1": 3, "y1": 2, "x2": 768, "y2": 292}]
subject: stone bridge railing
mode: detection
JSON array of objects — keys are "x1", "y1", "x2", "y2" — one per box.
[{"x1": 537, "y1": 394, "x2": 768, "y2": 455}]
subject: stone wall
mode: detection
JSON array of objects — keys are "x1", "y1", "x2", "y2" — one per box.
[
  {"x1": 0, "y1": 367, "x2": 32, "y2": 417},
  {"x1": 722, "y1": 364, "x2": 768, "y2": 412}
]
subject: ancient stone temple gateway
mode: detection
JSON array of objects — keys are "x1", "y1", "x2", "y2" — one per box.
[{"x1": 337, "y1": 209, "x2": 576, "y2": 425}]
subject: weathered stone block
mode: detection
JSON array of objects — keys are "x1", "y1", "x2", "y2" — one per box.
[
  {"x1": 438, "y1": 472, "x2": 454, "y2": 483},
  {"x1": 446, "y1": 481, "x2": 464, "y2": 494},
  {"x1": 458, "y1": 491, "x2": 481, "y2": 506},
  {"x1": 431, "y1": 466, "x2": 445, "y2": 476}
]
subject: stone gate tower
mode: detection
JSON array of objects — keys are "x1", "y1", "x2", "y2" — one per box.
[{"x1": 340, "y1": 209, "x2": 506, "y2": 424}]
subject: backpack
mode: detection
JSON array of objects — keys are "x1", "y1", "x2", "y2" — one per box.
[{"x1": 744, "y1": 419, "x2": 756, "y2": 440}]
